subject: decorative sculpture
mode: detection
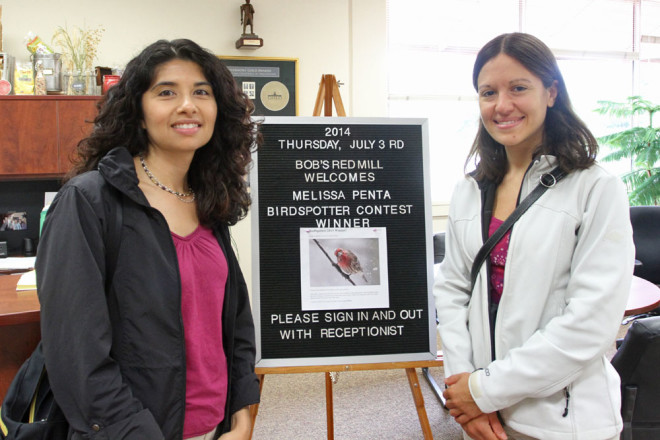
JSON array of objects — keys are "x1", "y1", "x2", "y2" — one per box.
[{"x1": 236, "y1": 0, "x2": 263, "y2": 49}]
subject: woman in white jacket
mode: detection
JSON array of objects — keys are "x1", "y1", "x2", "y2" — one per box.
[{"x1": 435, "y1": 33, "x2": 634, "y2": 440}]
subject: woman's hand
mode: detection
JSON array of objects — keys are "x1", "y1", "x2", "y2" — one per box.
[
  {"x1": 219, "y1": 407, "x2": 252, "y2": 440},
  {"x1": 463, "y1": 413, "x2": 508, "y2": 440},
  {"x1": 443, "y1": 372, "x2": 482, "y2": 424}
]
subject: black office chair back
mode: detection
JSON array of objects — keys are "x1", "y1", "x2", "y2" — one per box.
[
  {"x1": 630, "y1": 206, "x2": 660, "y2": 285},
  {"x1": 433, "y1": 232, "x2": 445, "y2": 265},
  {"x1": 611, "y1": 316, "x2": 660, "y2": 440}
]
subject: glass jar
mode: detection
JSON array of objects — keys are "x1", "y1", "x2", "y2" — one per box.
[
  {"x1": 62, "y1": 71, "x2": 71, "y2": 94},
  {"x1": 70, "y1": 70, "x2": 86, "y2": 95},
  {"x1": 85, "y1": 71, "x2": 98, "y2": 95}
]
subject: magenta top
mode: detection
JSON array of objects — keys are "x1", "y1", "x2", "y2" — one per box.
[
  {"x1": 488, "y1": 216, "x2": 511, "y2": 305},
  {"x1": 172, "y1": 225, "x2": 229, "y2": 439}
]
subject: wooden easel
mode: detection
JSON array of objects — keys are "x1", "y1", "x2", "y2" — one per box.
[
  {"x1": 313, "y1": 74, "x2": 346, "y2": 117},
  {"x1": 249, "y1": 77, "x2": 442, "y2": 439},
  {"x1": 249, "y1": 356, "x2": 444, "y2": 440}
]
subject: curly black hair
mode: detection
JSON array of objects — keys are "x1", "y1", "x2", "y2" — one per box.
[
  {"x1": 67, "y1": 38, "x2": 261, "y2": 226},
  {"x1": 466, "y1": 33, "x2": 598, "y2": 183}
]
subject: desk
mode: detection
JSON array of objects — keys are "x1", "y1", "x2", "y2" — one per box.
[
  {"x1": 0, "y1": 274, "x2": 41, "y2": 400},
  {"x1": 625, "y1": 276, "x2": 660, "y2": 316},
  {"x1": 0, "y1": 256, "x2": 36, "y2": 276}
]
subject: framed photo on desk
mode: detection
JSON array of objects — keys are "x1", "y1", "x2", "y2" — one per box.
[{"x1": 218, "y1": 56, "x2": 298, "y2": 116}]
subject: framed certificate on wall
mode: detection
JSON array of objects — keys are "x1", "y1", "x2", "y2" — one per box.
[{"x1": 218, "y1": 56, "x2": 298, "y2": 116}]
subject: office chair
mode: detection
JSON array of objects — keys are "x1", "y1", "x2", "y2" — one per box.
[
  {"x1": 611, "y1": 316, "x2": 660, "y2": 440},
  {"x1": 623, "y1": 206, "x2": 660, "y2": 325},
  {"x1": 432, "y1": 232, "x2": 445, "y2": 264},
  {"x1": 423, "y1": 232, "x2": 446, "y2": 408},
  {"x1": 630, "y1": 206, "x2": 660, "y2": 285}
]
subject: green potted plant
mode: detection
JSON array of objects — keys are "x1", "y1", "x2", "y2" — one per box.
[{"x1": 594, "y1": 96, "x2": 660, "y2": 206}]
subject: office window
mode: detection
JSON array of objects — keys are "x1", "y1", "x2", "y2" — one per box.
[{"x1": 388, "y1": 0, "x2": 660, "y2": 203}]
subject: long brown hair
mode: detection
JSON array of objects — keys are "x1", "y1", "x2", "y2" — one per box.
[{"x1": 466, "y1": 33, "x2": 597, "y2": 183}]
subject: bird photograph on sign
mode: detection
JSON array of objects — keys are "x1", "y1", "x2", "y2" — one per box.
[
  {"x1": 299, "y1": 227, "x2": 390, "y2": 311},
  {"x1": 335, "y1": 247, "x2": 370, "y2": 284}
]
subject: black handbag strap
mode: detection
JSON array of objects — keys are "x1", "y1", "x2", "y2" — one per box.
[{"x1": 470, "y1": 167, "x2": 566, "y2": 289}]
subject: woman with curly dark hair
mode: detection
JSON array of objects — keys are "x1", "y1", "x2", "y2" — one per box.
[{"x1": 36, "y1": 39, "x2": 261, "y2": 440}]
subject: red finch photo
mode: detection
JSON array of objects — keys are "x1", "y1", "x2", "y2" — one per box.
[{"x1": 334, "y1": 248, "x2": 369, "y2": 282}]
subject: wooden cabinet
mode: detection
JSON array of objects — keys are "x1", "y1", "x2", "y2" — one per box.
[{"x1": 0, "y1": 96, "x2": 99, "y2": 179}]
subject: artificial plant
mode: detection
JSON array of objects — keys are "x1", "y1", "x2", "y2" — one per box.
[{"x1": 594, "y1": 96, "x2": 660, "y2": 206}]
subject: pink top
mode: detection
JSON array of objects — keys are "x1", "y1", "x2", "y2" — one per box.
[
  {"x1": 488, "y1": 216, "x2": 511, "y2": 305},
  {"x1": 172, "y1": 225, "x2": 229, "y2": 439}
]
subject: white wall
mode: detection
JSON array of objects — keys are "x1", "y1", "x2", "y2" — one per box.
[
  {"x1": 2, "y1": 0, "x2": 387, "y2": 117},
  {"x1": 2, "y1": 0, "x2": 388, "y2": 291}
]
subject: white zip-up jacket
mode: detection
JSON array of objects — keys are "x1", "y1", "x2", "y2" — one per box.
[{"x1": 435, "y1": 156, "x2": 634, "y2": 440}]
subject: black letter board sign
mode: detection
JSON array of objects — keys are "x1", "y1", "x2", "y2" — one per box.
[{"x1": 251, "y1": 117, "x2": 435, "y2": 367}]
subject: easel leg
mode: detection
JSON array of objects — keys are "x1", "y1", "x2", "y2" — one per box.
[
  {"x1": 249, "y1": 374, "x2": 265, "y2": 440},
  {"x1": 323, "y1": 76, "x2": 333, "y2": 117},
  {"x1": 405, "y1": 368, "x2": 434, "y2": 440},
  {"x1": 313, "y1": 80, "x2": 325, "y2": 116},
  {"x1": 331, "y1": 79, "x2": 346, "y2": 117},
  {"x1": 325, "y1": 372, "x2": 335, "y2": 440},
  {"x1": 313, "y1": 74, "x2": 345, "y2": 117},
  {"x1": 422, "y1": 366, "x2": 447, "y2": 408}
]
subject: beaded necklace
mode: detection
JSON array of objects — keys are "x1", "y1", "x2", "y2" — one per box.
[{"x1": 139, "y1": 154, "x2": 195, "y2": 203}]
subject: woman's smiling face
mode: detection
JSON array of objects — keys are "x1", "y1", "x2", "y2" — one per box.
[
  {"x1": 477, "y1": 53, "x2": 557, "y2": 154},
  {"x1": 141, "y1": 59, "x2": 218, "y2": 156}
]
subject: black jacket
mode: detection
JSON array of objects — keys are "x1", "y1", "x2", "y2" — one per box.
[{"x1": 36, "y1": 147, "x2": 260, "y2": 440}]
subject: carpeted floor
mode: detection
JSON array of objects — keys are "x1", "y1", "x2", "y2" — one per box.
[
  {"x1": 250, "y1": 324, "x2": 631, "y2": 440},
  {"x1": 251, "y1": 366, "x2": 462, "y2": 440}
]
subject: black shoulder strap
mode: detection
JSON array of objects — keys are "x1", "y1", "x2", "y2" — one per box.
[{"x1": 470, "y1": 167, "x2": 566, "y2": 290}]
